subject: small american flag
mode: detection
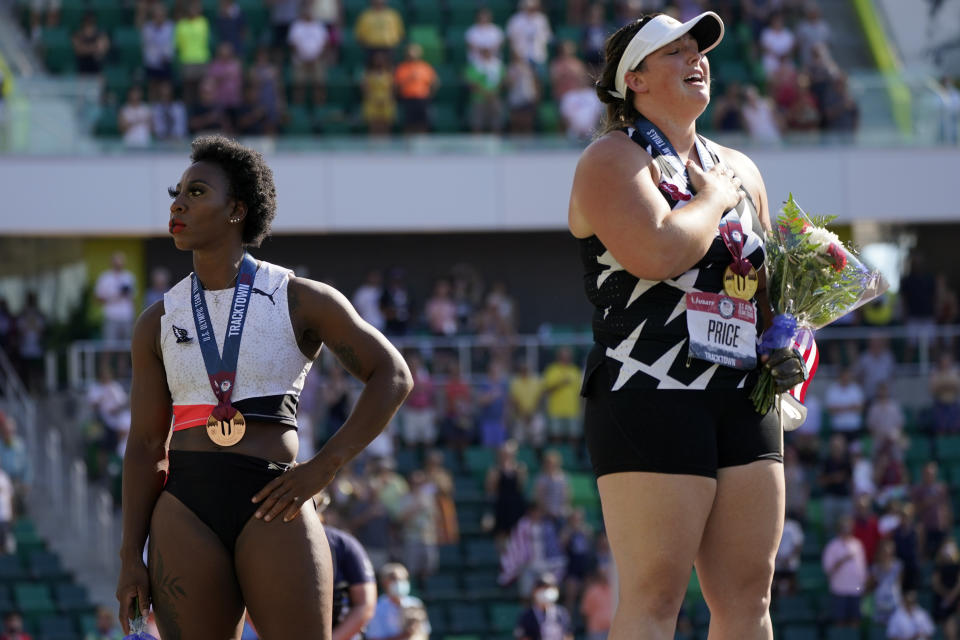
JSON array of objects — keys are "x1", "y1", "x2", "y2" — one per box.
[{"x1": 788, "y1": 328, "x2": 819, "y2": 403}]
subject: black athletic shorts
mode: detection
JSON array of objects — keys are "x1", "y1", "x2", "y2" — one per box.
[{"x1": 583, "y1": 362, "x2": 783, "y2": 479}]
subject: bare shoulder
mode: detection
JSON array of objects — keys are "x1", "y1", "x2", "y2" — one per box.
[
  {"x1": 133, "y1": 299, "x2": 165, "y2": 356},
  {"x1": 286, "y1": 275, "x2": 354, "y2": 318},
  {"x1": 576, "y1": 131, "x2": 651, "y2": 174},
  {"x1": 710, "y1": 142, "x2": 771, "y2": 227}
]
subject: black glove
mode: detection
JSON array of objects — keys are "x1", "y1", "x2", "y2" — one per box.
[{"x1": 764, "y1": 347, "x2": 806, "y2": 392}]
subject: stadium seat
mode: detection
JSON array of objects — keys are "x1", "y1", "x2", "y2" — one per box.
[
  {"x1": 93, "y1": 105, "x2": 120, "y2": 137},
  {"x1": 452, "y1": 473, "x2": 485, "y2": 503},
  {"x1": 446, "y1": 603, "x2": 487, "y2": 634},
  {"x1": 283, "y1": 105, "x2": 315, "y2": 135},
  {"x1": 90, "y1": 0, "x2": 127, "y2": 32},
  {"x1": 937, "y1": 435, "x2": 960, "y2": 461},
  {"x1": 461, "y1": 570, "x2": 500, "y2": 599},
  {"x1": 112, "y1": 26, "x2": 143, "y2": 71},
  {"x1": 408, "y1": 0, "x2": 441, "y2": 23},
  {"x1": 13, "y1": 583, "x2": 56, "y2": 616},
  {"x1": 825, "y1": 626, "x2": 862, "y2": 640},
  {"x1": 53, "y1": 583, "x2": 91, "y2": 614},
  {"x1": 28, "y1": 551, "x2": 69, "y2": 583},
  {"x1": 395, "y1": 448, "x2": 421, "y2": 474},
  {"x1": 408, "y1": 25, "x2": 444, "y2": 66},
  {"x1": 456, "y1": 503, "x2": 484, "y2": 536},
  {"x1": 431, "y1": 103, "x2": 463, "y2": 134},
  {"x1": 537, "y1": 101, "x2": 561, "y2": 134},
  {"x1": 488, "y1": 602, "x2": 523, "y2": 632},
  {"x1": 438, "y1": 543, "x2": 463, "y2": 569},
  {"x1": 422, "y1": 571, "x2": 460, "y2": 600},
  {"x1": 568, "y1": 472, "x2": 598, "y2": 508},
  {"x1": 102, "y1": 65, "x2": 134, "y2": 101},
  {"x1": 780, "y1": 624, "x2": 819, "y2": 640},
  {"x1": 40, "y1": 27, "x2": 75, "y2": 74},
  {"x1": 35, "y1": 615, "x2": 75, "y2": 637},
  {"x1": 463, "y1": 538, "x2": 499, "y2": 569},
  {"x1": 796, "y1": 562, "x2": 827, "y2": 592},
  {"x1": 0, "y1": 555, "x2": 28, "y2": 582},
  {"x1": 463, "y1": 446, "x2": 495, "y2": 477},
  {"x1": 773, "y1": 595, "x2": 816, "y2": 624}
]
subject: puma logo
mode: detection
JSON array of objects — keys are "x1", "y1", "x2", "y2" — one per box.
[{"x1": 252, "y1": 284, "x2": 281, "y2": 305}]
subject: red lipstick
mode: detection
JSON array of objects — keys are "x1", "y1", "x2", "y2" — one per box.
[{"x1": 170, "y1": 220, "x2": 186, "y2": 234}]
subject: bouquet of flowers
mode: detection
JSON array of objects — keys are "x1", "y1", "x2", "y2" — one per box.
[
  {"x1": 750, "y1": 195, "x2": 888, "y2": 415},
  {"x1": 124, "y1": 597, "x2": 158, "y2": 640}
]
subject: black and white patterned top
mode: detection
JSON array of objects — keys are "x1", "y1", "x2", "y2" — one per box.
[{"x1": 580, "y1": 130, "x2": 766, "y2": 392}]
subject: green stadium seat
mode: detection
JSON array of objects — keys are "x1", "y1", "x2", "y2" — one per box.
[
  {"x1": 326, "y1": 67, "x2": 359, "y2": 107},
  {"x1": 40, "y1": 27, "x2": 75, "y2": 74},
  {"x1": 463, "y1": 446, "x2": 495, "y2": 476},
  {"x1": 463, "y1": 538, "x2": 499, "y2": 569},
  {"x1": 488, "y1": 602, "x2": 523, "y2": 632},
  {"x1": 35, "y1": 615, "x2": 75, "y2": 637},
  {"x1": 314, "y1": 105, "x2": 354, "y2": 136},
  {"x1": 422, "y1": 571, "x2": 460, "y2": 600},
  {"x1": 28, "y1": 551, "x2": 69, "y2": 583},
  {"x1": 796, "y1": 563, "x2": 827, "y2": 592},
  {"x1": 90, "y1": 0, "x2": 129, "y2": 32},
  {"x1": 553, "y1": 25, "x2": 581, "y2": 48},
  {"x1": 773, "y1": 595, "x2": 816, "y2": 624},
  {"x1": 283, "y1": 105, "x2": 315, "y2": 135},
  {"x1": 446, "y1": 2, "x2": 481, "y2": 28},
  {"x1": 102, "y1": 64, "x2": 134, "y2": 101},
  {"x1": 93, "y1": 104, "x2": 120, "y2": 137},
  {"x1": 408, "y1": 25, "x2": 444, "y2": 66},
  {"x1": 408, "y1": 0, "x2": 441, "y2": 23},
  {"x1": 826, "y1": 626, "x2": 861, "y2": 640},
  {"x1": 395, "y1": 448, "x2": 421, "y2": 474},
  {"x1": 444, "y1": 30, "x2": 469, "y2": 66},
  {"x1": 446, "y1": 603, "x2": 487, "y2": 635},
  {"x1": 462, "y1": 570, "x2": 500, "y2": 599},
  {"x1": 112, "y1": 25, "x2": 142, "y2": 71},
  {"x1": 13, "y1": 583, "x2": 56, "y2": 616},
  {"x1": 0, "y1": 555, "x2": 28, "y2": 582},
  {"x1": 53, "y1": 584, "x2": 91, "y2": 614},
  {"x1": 780, "y1": 624, "x2": 819, "y2": 640},
  {"x1": 453, "y1": 473, "x2": 485, "y2": 502},
  {"x1": 568, "y1": 472, "x2": 598, "y2": 508},
  {"x1": 938, "y1": 435, "x2": 960, "y2": 461},
  {"x1": 438, "y1": 543, "x2": 463, "y2": 570}
]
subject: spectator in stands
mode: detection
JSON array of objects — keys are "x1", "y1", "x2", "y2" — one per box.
[
  {"x1": 535, "y1": 449, "x2": 571, "y2": 524},
  {"x1": 932, "y1": 536, "x2": 960, "y2": 637},
  {"x1": 710, "y1": 82, "x2": 744, "y2": 132},
  {"x1": 348, "y1": 474, "x2": 392, "y2": 571},
  {"x1": 0, "y1": 299, "x2": 15, "y2": 365},
  {"x1": 541, "y1": 347, "x2": 581, "y2": 447},
  {"x1": 141, "y1": 2, "x2": 174, "y2": 102},
  {"x1": 499, "y1": 502, "x2": 566, "y2": 597},
  {"x1": 366, "y1": 563, "x2": 430, "y2": 640},
  {"x1": 289, "y1": 3, "x2": 330, "y2": 105},
  {"x1": 439, "y1": 360, "x2": 473, "y2": 460},
  {"x1": 741, "y1": 85, "x2": 781, "y2": 143},
  {"x1": 476, "y1": 360, "x2": 510, "y2": 447},
  {"x1": 887, "y1": 589, "x2": 936, "y2": 640},
  {"x1": 394, "y1": 43, "x2": 438, "y2": 135},
  {"x1": 515, "y1": 572, "x2": 574, "y2": 640},
  {"x1": 874, "y1": 439, "x2": 909, "y2": 507},
  {"x1": 866, "y1": 382, "x2": 905, "y2": 450},
  {"x1": 870, "y1": 537, "x2": 904, "y2": 627},
  {"x1": 118, "y1": 86, "x2": 153, "y2": 148},
  {"x1": 214, "y1": 0, "x2": 247, "y2": 60},
  {"x1": 773, "y1": 509, "x2": 804, "y2": 596},
  {"x1": 821, "y1": 72, "x2": 859, "y2": 135},
  {"x1": 932, "y1": 353, "x2": 960, "y2": 432},
  {"x1": 353, "y1": 270, "x2": 385, "y2": 331},
  {"x1": 0, "y1": 612, "x2": 32, "y2": 640},
  {"x1": 174, "y1": 1, "x2": 211, "y2": 106},
  {"x1": 14, "y1": 291, "x2": 46, "y2": 392},
  {"x1": 486, "y1": 439, "x2": 529, "y2": 546},
  {"x1": 379, "y1": 268, "x2": 410, "y2": 335},
  {"x1": 819, "y1": 434, "x2": 854, "y2": 535},
  {"x1": 580, "y1": 567, "x2": 614, "y2": 640},
  {"x1": 249, "y1": 45, "x2": 285, "y2": 135},
  {"x1": 550, "y1": 40, "x2": 588, "y2": 103},
  {"x1": 935, "y1": 274, "x2": 958, "y2": 345},
  {"x1": 560, "y1": 76, "x2": 602, "y2": 140},
  {"x1": 854, "y1": 492, "x2": 881, "y2": 564},
  {"x1": 205, "y1": 42, "x2": 244, "y2": 121},
  {"x1": 506, "y1": 51, "x2": 538, "y2": 134},
  {"x1": 27, "y1": 0, "x2": 59, "y2": 44},
  {"x1": 0, "y1": 468, "x2": 11, "y2": 554},
  {"x1": 354, "y1": 0, "x2": 405, "y2": 61},
  {"x1": 465, "y1": 45, "x2": 504, "y2": 133},
  {"x1": 424, "y1": 279, "x2": 456, "y2": 336},
  {"x1": 937, "y1": 76, "x2": 960, "y2": 144},
  {"x1": 901, "y1": 254, "x2": 937, "y2": 361},
  {"x1": 783, "y1": 445, "x2": 809, "y2": 524},
  {"x1": 794, "y1": 2, "x2": 830, "y2": 66},
  {"x1": 88, "y1": 361, "x2": 132, "y2": 458},
  {"x1": 0, "y1": 412, "x2": 30, "y2": 514},
  {"x1": 806, "y1": 42, "x2": 839, "y2": 118},
  {"x1": 85, "y1": 605, "x2": 123, "y2": 640},
  {"x1": 851, "y1": 439, "x2": 877, "y2": 499},
  {"x1": 560, "y1": 507, "x2": 594, "y2": 612},
  {"x1": 188, "y1": 78, "x2": 230, "y2": 135},
  {"x1": 465, "y1": 8, "x2": 504, "y2": 65},
  {"x1": 825, "y1": 367, "x2": 865, "y2": 441},
  {"x1": 784, "y1": 72, "x2": 821, "y2": 132},
  {"x1": 267, "y1": 0, "x2": 300, "y2": 58},
  {"x1": 581, "y1": 3, "x2": 609, "y2": 70},
  {"x1": 759, "y1": 12, "x2": 795, "y2": 78},
  {"x1": 857, "y1": 335, "x2": 896, "y2": 401},
  {"x1": 422, "y1": 450, "x2": 458, "y2": 546},
  {"x1": 235, "y1": 81, "x2": 270, "y2": 135},
  {"x1": 509, "y1": 359, "x2": 544, "y2": 448},
  {"x1": 94, "y1": 252, "x2": 135, "y2": 344},
  {"x1": 506, "y1": 0, "x2": 552, "y2": 78},
  {"x1": 741, "y1": 0, "x2": 777, "y2": 37},
  {"x1": 401, "y1": 352, "x2": 436, "y2": 450},
  {"x1": 912, "y1": 461, "x2": 952, "y2": 561},
  {"x1": 486, "y1": 281, "x2": 516, "y2": 334},
  {"x1": 72, "y1": 11, "x2": 109, "y2": 75},
  {"x1": 320, "y1": 363, "x2": 351, "y2": 439},
  {"x1": 893, "y1": 501, "x2": 922, "y2": 592},
  {"x1": 362, "y1": 51, "x2": 397, "y2": 135},
  {"x1": 823, "y1": 515, "x2": 868, "y2": 628},
  {"x1": 397, "y1": 470, "x2": 439, "y2": 582},
  {"x1": 151, "y1": 82, "x2": 188, "y2": 142}
]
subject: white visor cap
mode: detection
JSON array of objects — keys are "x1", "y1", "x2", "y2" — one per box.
[{"x1": 611, "y1": 12, "x2": 724, "y2": 100}]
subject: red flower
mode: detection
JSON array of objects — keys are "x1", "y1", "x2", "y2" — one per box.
[{"x1": 826, "y1": 243, "x2": 847, "y2": 272}]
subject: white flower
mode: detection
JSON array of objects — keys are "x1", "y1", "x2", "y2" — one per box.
[{"x1": 804, "y1": 226, "x2": 841, "y2": 252}]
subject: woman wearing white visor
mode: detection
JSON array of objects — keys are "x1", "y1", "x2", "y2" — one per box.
[{"x1": 568, "y1": 11, "x2": 805, "y2": 640}]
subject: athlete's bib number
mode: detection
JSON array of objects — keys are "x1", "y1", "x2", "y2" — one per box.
[{"x1": 685, "y1": 292, "x2": 758, "y2": 370}]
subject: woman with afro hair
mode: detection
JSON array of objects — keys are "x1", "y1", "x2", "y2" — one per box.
[{"x1": 116, "y1": 135, "x2": 413, "y2": 639}]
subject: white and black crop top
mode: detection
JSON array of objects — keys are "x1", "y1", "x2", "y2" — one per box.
[{"x1": 159, "y1": 259, "x2": 313, "y2": 431}]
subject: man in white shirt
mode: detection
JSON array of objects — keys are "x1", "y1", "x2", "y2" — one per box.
[
  {"x1": 825, "y1": 368, "x2": 865, "y2": 439},
  {"x1": 560, "y1": 84, "x2": 601, "y2": 140},
  {"x1": 94, "y1": 251, "x2": 136, "y2": 343},
  {"x1": 465, "y1": 7, "x2": 504, "y2": 64},
  {"x1": 886, "y1": 590, "x2": 935, "y2": 639},
  {"x1": 352, "y1": 270, "x2": 385, "y2": 330},
  {"x1": 506, "y1": 0, "x2": 551, "y2": 73},
  {"x1": 288, "y1": 3, "x2": 329, "y2": 104}
]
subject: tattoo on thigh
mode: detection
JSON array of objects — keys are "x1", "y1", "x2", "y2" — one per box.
[{"x1": 150, "y1": 547, "x2": 185, "y2": 640}]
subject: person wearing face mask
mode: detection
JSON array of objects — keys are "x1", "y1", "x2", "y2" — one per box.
[
  {"x1": 365, "y1": 563, "x2": 430, "y2": 640},
  {"x1": 515, "y1": 573, "x2": 574, "y2": 640},
  {"x1": 569, "y1": 11, "x2": 805, "y2": 639}
]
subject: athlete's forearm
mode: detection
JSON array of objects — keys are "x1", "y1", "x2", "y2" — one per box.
[
  {"x1": 312, "y1": 362, "x2": 413, "y2": 471},
  {"x1": 119, "y1": 436, "x2": 167, "y2": 562},
  {"x1": 332, "y1": 604, "x2": 374, "y2": 640}
]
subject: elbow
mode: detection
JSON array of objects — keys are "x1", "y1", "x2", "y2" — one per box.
[
  {"x1": 394, "y1": 358, "x2": 415, "y2": 400},
  {"x1": 361, "y1": 602, "x2": 377, "y2": 626}
]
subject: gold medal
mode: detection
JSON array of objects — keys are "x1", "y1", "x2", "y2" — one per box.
[
  {"x1": 206, "y1": 410, "x2": 246, "y2": 447},
  {"x1": 723, "y1": 265, "x2": 759, "y2": 300}
]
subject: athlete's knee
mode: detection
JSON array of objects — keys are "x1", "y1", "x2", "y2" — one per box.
[
  {"x1": 702, "y1": 561, "x2": 775, "y2": 619},
  {"x1": 620, "y1": 577, "x2": 688, "y2": 623}
]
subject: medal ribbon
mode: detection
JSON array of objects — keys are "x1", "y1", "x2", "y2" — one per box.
[
  {"x1": 190, "y1": 253, "x2": 257, "y2": 421},
  {"x1": 718, "y1": 217, "x2": 753, "y2": 276}
]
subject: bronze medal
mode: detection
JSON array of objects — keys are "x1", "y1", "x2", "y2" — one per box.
[
  {"x1": 206, "y1": 410, "x2": 246, "y2": 447},
  {"x1": 723, "y1": 264, "x2": 759, "y2": 300}
]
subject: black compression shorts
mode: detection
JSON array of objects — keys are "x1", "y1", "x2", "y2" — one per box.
[{"x1": 583, "y1": 363, "x2": 783, "y2": 479}]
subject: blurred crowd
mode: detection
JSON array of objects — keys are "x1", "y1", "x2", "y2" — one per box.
[{"x1": 16, "y1": 0, "x2": 885, "y2": 143}]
